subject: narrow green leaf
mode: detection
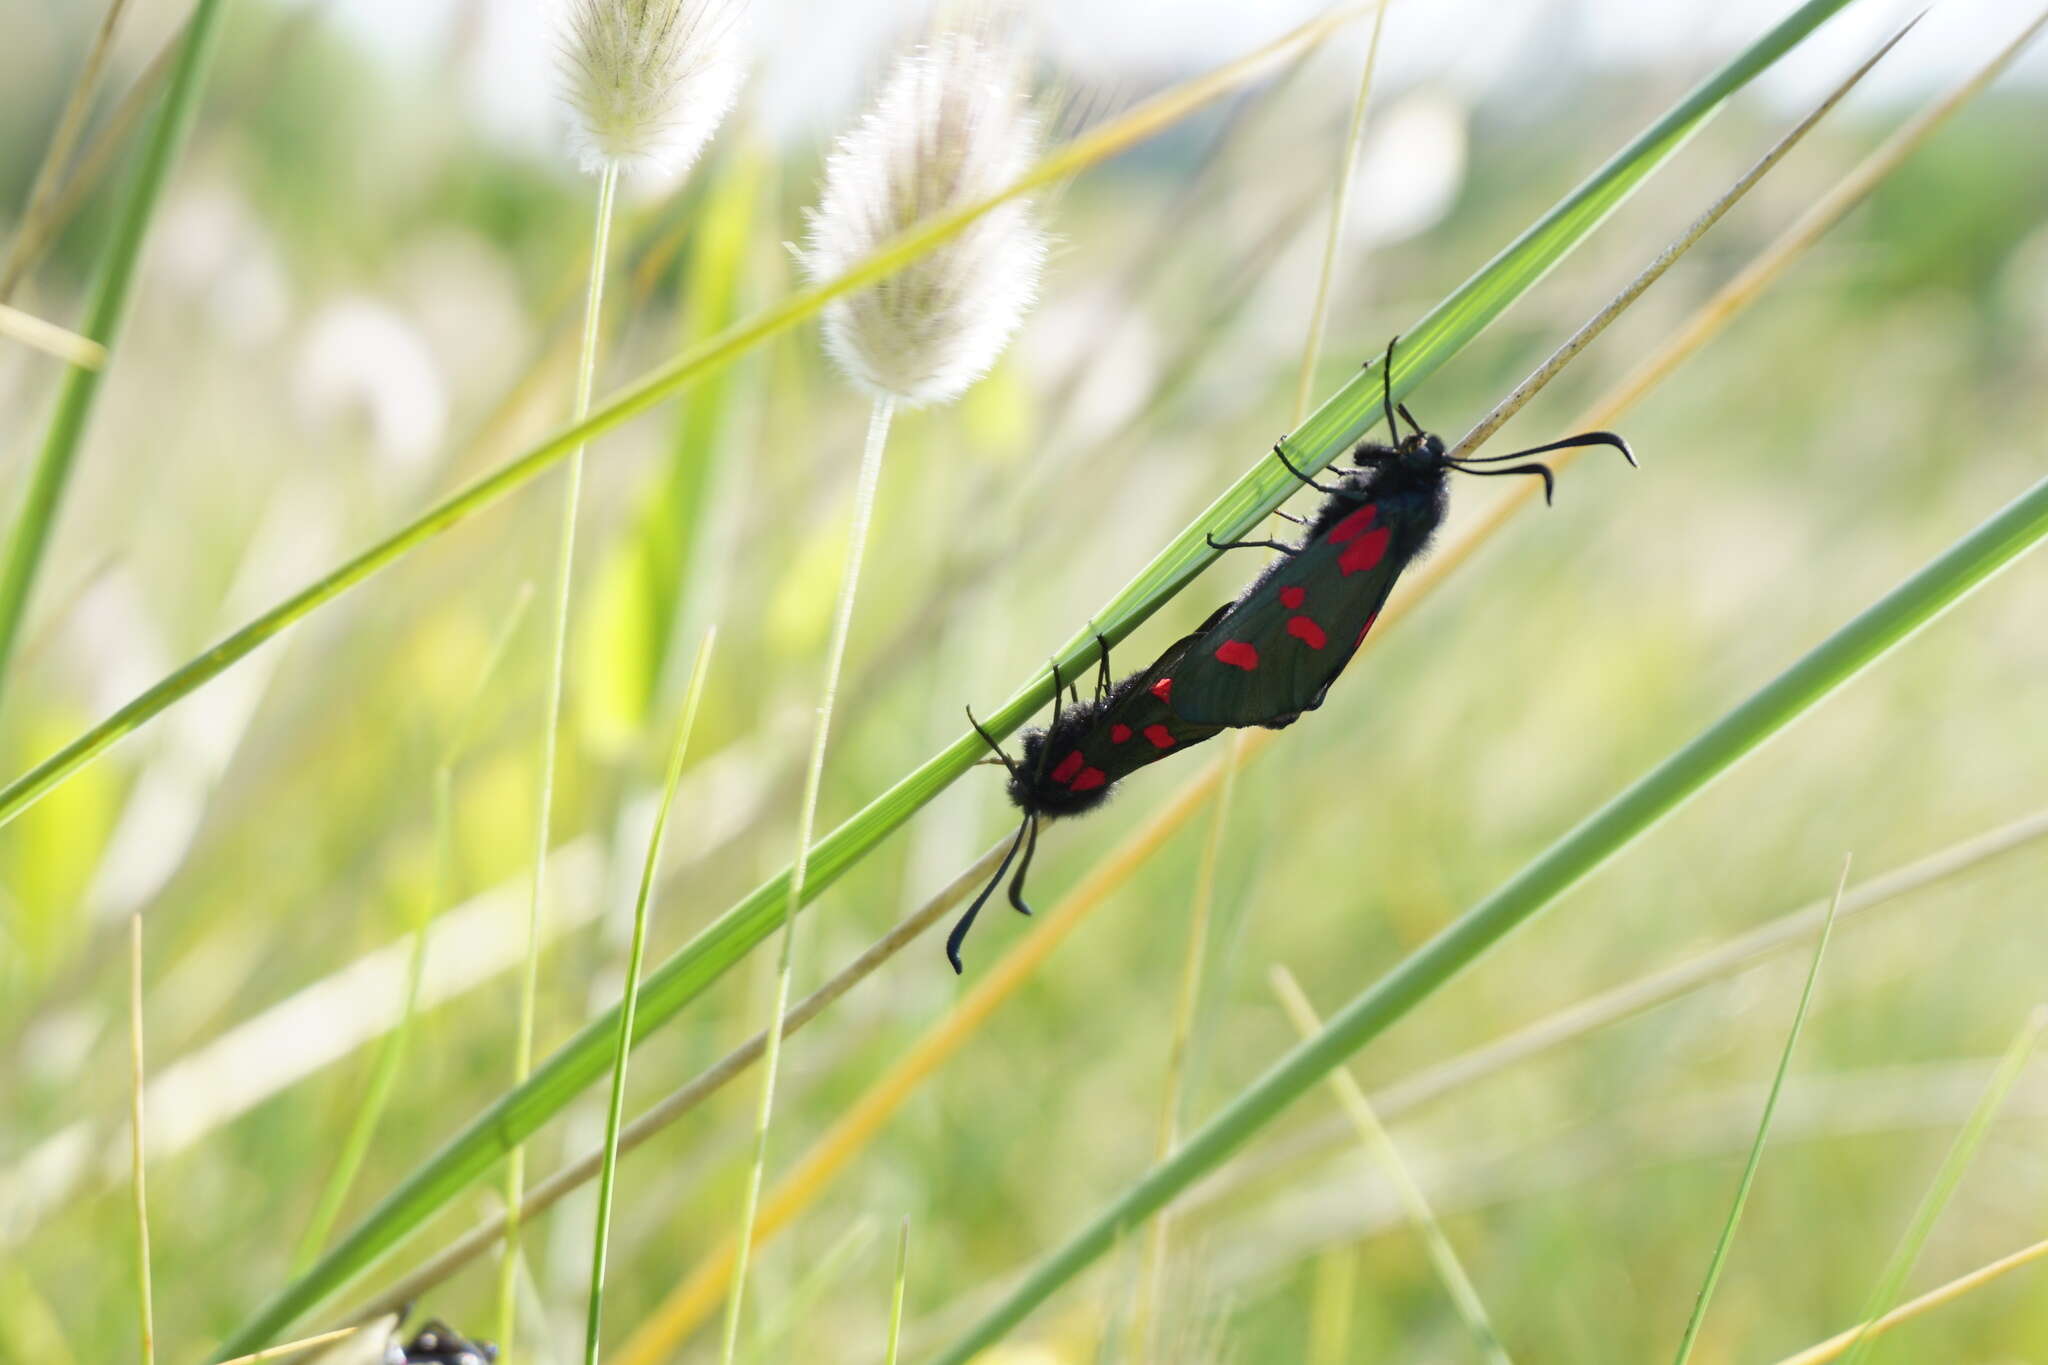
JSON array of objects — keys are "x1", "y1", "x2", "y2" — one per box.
[
  {"x1": 0, "y1": 0, "x2": 232, "y2": 714},
  {"x1": 1671, "y1": 856, "x2": 1847, "y2": 1364},
  {"x1": 1837, "y1": 1006, "x2": 2047, "y2": 1365},
  {"x1": 211, "y1": 5, "x2": 1857, "y2": 1353},
  {"x1": 585, "y1": 630, "x2": 717, "y2": 1365},
  {"x1": 926, "y1": 473, "x2": 2048, "y2": 1365}
]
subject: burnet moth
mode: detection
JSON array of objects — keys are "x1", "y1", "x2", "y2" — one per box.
[
  {"x1": 954, "y1": 338, "x2": 1634, "y2": 969},
  {"x1": 952, "y1": 605, "x2": 1232, "y2": 971},
  {"x1": 1173, "y1": 336, "x2": 1635, "y2": 729}
]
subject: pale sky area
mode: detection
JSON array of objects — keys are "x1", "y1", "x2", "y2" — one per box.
[{"x1": 279, "y1": 0, "x2": 2047, "y2": 164}]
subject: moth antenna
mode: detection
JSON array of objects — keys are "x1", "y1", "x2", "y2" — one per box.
[
  {"x1": 1379, "y1": 334, "x2": 1400, "y2": 436},
  {"x1": 1007, "y1": 812, "x2": 1040, "y2": 917},
  {"x1": 1450, "y1": 459, "x2": 1555, "y2": 504},
  {"x1": 948, "y1": 815, "x2": 1032, "y2": 972},
  {"x1": 965, "y1": 706, "x2": 1020, "y2": 782},
  {"x1": 1460, "y1": 430, "x2": 1636, "y2": 467}
]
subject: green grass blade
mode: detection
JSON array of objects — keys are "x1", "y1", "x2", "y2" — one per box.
[
  {"x1": 0, "y1": 0, "x2": 231, "y2": 714},
  {"x1": 1671, "y1": 856, "x2": 1847, "y2": 1364},
  {"x1": 1837, "y1": 1006, "x2": 2047, "y2": 1365},
  {"x1": 209, "y1": 6, "x2": 1857, "y2": 1353},
  {"x1": 585, "y1": 630, "x2": 716, "y2": 1365},
  {"x1": 292, "y1": 587, "x2": 533, "y2": 1270},
  {"x1": 926, "y1": 472, "x2": 2048, "y2": 1365}
]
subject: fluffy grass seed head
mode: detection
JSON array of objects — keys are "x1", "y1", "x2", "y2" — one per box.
[
  {"x1": 562, "y1": 0, "x2": 746, "y2": 178},
  {"x1": 802, "y1": 32, "x2": 1047, "y2": 407}
]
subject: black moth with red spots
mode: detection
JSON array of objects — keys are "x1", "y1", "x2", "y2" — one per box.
[
  {"x1": 953, "y1": 339, "x2": 1632, "y2": 971},
  {"x1": 1174, "y1": 336, "x2": 1634, "y2": 730},
  {"x1": 952, "y1": 606, "x2": 1229, "y2": 971}
]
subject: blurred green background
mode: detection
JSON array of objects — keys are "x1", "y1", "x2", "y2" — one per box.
[{"x1": 3, "y1": 1, "x2": 2047, "y2": 1362}]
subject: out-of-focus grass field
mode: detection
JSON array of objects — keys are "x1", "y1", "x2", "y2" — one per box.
[{"x1": 3, "y1": 2, "x2": 2047, "y2": 1362}]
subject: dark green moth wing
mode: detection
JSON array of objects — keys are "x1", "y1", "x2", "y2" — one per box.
[
  {"x1": 1170, "y1": 497, "x2": 1427, "y2": 728},
  {"x1": 1045, "y1": 619, "x2": 1229, "y2": 802}
]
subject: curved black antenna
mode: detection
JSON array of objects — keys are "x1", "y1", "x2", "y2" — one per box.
[
  {"x1": 1379, "y1": 335, "x2": 1401, "y2": 436},
  {"x1": 1457, "y1": 430, "x2": 1636, "y2": 467},
  {"x1": 1448, "y1": 460, "x2": 1555, "y2": 504},
  {"x1": 948, "y1": 816, "x2": 1032, "y2": 972},
  {"x1": 965, "y1": 706, "x2": 1019, "y2": 783}
]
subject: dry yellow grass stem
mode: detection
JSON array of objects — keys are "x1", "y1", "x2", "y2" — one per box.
[{"x1": 1766, "y1": 1236, "x2": 2048, "y2": 1365}]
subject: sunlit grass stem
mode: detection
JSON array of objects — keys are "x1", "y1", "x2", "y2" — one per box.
[
  {"x1": 719, "y1": 396, "x2": 894, "y2": 1364},
  {"x1": 1671, "y1": 856, "x2": 1846, "y2": 1365},
  {"x1": 585, "y1": 630, "x2": 717, "y2": 1365},
  {"x1": 128, "y1": 911, "x2": 154, "y2": 1365},
  {"x1": 885, "y1": 1219, "x2": 909, "y2": 1365},
  {"x1": 501, "y1": 155, "x2": 620, "y2": 1350}
]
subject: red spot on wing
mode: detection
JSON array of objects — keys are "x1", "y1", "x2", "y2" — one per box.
[
  {"x1": 1050, "y1": 750, "x2": 1084, "y2": 785},
  {"x1": 1110, "y1": 724, "x2": 1132, "y2": 744},
  {"x1": 1215, "y1": 641, "x2": 1260, "y2": 671},
  {"x1": 1071, "y1": 767, "x2": 1108, "y2": 792},
  {"x1": 1143, "y1": 724, "x2": 1176, "y2": 749},
  {"x1": 1149, "y1": 677, "x2": 1173, "y2": 703},
  {"x1": 1280, "y1": 586, "x2": 1305, "y2": 609},
  {"x1": 1338, "y1": 525, "x2": 1391, "y2": 576},
  {"x1": 1356, "y1": 610, "x2": 1380, "y2": 647},
  {"x1": 1286, "y1": 616, "x2": 1327, "y2": 649},
  {"x1": 1327, "y1": 504, "x2": 1378, "y2": 544}
]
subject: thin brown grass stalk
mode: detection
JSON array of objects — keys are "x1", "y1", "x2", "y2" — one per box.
[{"x1": 0, "y1": 0, "x2": 137, "y2": 302}]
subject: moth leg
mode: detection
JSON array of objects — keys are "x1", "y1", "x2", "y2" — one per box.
[
  {"x1": 1093, "y1": 634, "x2": 1112, "y2": 704},
  {"x1": 1206, "y1": 531, "x2": 1298, "y2": 556},
  {"x1": 949, "y1": 816, "x2": 1031, "y2": 972},
  {"x1": 1007, "y1": 812, "x2": 1040, "y2": 917},
  {"x1": 1270, "y1": 508, "x2": 1306, "y2": 526},
  {"x1": 1271, "y1": 440, "x2": 1343, "y2": 494}
]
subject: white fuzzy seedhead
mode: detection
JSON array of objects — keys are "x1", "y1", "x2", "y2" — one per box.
[
  {"x1": 802, "y1": 32, "x2": 1047, "y2": 407},
  {"x1": 562, "y1": 0, "x2": 746, "y2": 178}
]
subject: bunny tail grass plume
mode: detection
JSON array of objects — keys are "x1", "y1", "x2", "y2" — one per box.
[
  {"x1": 802, "y1": 29, "x2": 1047, "y2": 406},
  {"x1": 563, "y1": 0, "x2": 746, "y2": 178}
]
